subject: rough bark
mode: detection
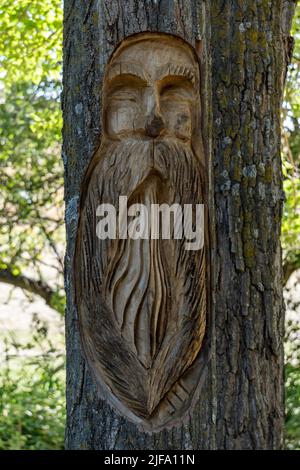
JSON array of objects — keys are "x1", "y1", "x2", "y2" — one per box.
[{"x1": 62, "y1": 0, "x2": 295, "y2": 450}]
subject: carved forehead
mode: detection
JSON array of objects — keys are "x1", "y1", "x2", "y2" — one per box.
[{"x1": 106, "y1": 34, "x2": 199, "y2": 84}]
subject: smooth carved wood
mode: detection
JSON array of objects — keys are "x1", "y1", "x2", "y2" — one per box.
[{"x1": 74, "y1": 33, "x2": 206, "y2": 432}]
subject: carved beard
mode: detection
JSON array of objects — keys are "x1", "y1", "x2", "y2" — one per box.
[{"x1": 76, "y1": 137, "x2": 206, "y2": 428}]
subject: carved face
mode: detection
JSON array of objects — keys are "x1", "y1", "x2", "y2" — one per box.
[
  {"x1": 75, "y1": 34, "x2": 206, "y2": 432},
  {"x1": 104, "y1": 38, "x2": 200, "y2": 143}
]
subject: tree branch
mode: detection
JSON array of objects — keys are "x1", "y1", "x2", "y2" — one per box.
[
  {"x1": 0, "y1": 268, "x2": 59, "y2": 311},
  {"x1": 283, "y1": 258, "x2": 300, "y2": 285}
]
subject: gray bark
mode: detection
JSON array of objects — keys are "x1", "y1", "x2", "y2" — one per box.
[{"x1": 62, "y1": 0, "x2": 296, "y2": 449}]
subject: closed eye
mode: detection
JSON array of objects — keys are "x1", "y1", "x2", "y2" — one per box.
[
  {"x1": 111, "y1": 94, "x2": 137, "y2": 102},
  {"x1": 107, "y1": 74, "x2": 146, "y2": 104},
  {"x1": 160, "y1": 86, "x2": 194, "y2": 102},
  {"x1": 109, "y1": 86, "x2": 140, "y2": 104},
  {"x1": 159, "y1": 76, "x2": 194, "y2": 102}
]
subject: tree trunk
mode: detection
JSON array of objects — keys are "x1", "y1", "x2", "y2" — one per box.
[{"x1": 62, "y1": 0, "x2": 295, "y2": 450}]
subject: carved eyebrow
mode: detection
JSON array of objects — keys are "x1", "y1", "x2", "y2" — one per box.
[
  {"x1": 157, "y1": 63, "x2": 197, "y2": 85},
  {"x1": 106, "y1": 61, "x2": 148, "y2": 83}
]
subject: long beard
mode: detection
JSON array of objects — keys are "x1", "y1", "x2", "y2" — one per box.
[
  {"x1": 104, "y1": 175, "x2": 170, "y2": 369},
  {"x1": 76, "y1": 137, "x2": 206, "y2": 423}
]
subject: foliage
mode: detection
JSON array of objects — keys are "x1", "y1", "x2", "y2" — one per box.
[
  {"x1": 284, "y1": 279, "x2": 300, "y2": 450},
  {"x1": 285, "y1": 363, "x2": 300, "y2": 450},
  {"x1": 0, "y1": 315, "x2": 65, "y2": 450},
  {"x1": 282, "y1": 5, "x2": 300, "y2": 272},
  {"x1": 0, "y1": 0, "x2": 64, "y2": 312},
  {"x1": 282, "y1": 4, "x2": 300, "y2": 451},
  {"x1": 0, "y1": 0, "x2": 65, "y2": 451}
]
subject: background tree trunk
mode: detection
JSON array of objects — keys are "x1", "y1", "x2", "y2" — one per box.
[{"x1": 62, "y1": 0, "x2": 296, "y2": 450}]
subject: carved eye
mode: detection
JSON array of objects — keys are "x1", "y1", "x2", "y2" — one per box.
[
  {"x1": 110, "y1": 90, "x2": 137, "y2": 103},
  {"x1": 159, "y1": 77, "x2": 194, "y2": 103},
  {"x1": 108, "y1": 75, "x2": 146, "y2": 104}
]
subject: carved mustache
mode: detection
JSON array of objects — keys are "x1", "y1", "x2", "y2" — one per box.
[{"x1": 97, "y1": 136, "x2": 202, "y2": 209}]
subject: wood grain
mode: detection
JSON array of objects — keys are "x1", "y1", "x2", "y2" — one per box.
[{"x1": 74, "y1": 33, "x2": 207, "y2": 431}]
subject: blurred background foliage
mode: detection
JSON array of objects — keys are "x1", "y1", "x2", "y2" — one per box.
[
  {"x1": 0, "y1": 0, "x2": 299, "y2": 450},
  {"x1": 282, "y1": 4, "x2": 300, "y2": 451},
  {"x1": 0, "y1": 0, "x2": 64, "y2": 314},
  {"x1": 282, "y1": 4, "x2": 300, "y2": 284},
  {"x1": 0, "y1": 315, "x2": 65, "y2": 450},
  {"x1": 0, "y1": 0, "x2": 65, "y2": 450}
]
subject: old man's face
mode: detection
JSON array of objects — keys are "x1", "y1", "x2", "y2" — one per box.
[{"x1": 104, "y1": 38, "x2": 200, "y2": 142}]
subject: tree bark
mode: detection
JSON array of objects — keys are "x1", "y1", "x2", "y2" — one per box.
[{"x1": 62, "y1": 0, "x2": 295, "y2": 450}]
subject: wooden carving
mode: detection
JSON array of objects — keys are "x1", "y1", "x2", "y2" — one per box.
[{"x1": 74, "y1": 33, "x2": 206, "y2": 431}]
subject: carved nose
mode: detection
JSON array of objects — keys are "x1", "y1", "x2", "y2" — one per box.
[{"x1": 145, "y1": 112, "x2": 165, "y2": 138}]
